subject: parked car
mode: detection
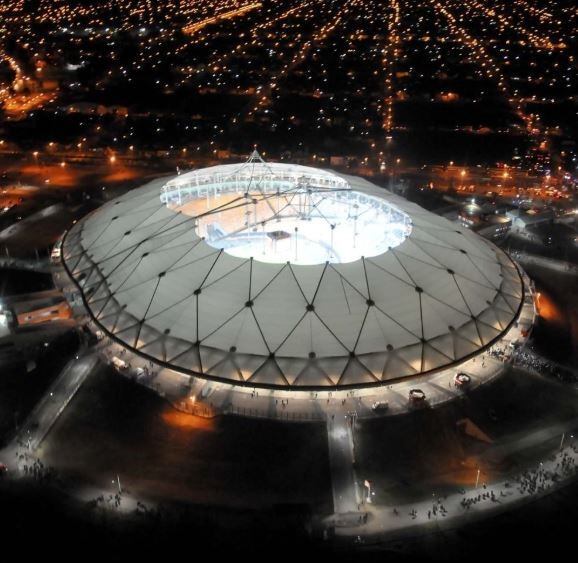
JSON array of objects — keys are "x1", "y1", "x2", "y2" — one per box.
[
  {"x1": 409, "y1": 388, "x2": 426, "y2": 404},
  {"x1": 371, "y1": 401, "x2": 389, "y2": 413},
  {"x1": 454, "y1": 372, "x2": 471, "y2": 387}
]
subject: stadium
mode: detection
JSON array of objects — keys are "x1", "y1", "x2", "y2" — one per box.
[{"x1": 54, "y1": 153, "x2": 532, "y2": 417}]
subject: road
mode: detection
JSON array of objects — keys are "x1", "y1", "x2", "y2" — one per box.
[
  {"x1": 182, "y1": 3, "x2": 262, "y2": 35},
  {"x1": 6, "y1": 349, "x2": 99, "y2": 453},
  {"x1": 326, "y1": 413, "x2": 360, "y2": 517},
  {"x1": 513, "y1": 250, "x2": 578, "y2": 275},
  {"x1": 0, "y1": 256, "x2": 51, "y2": 273}
]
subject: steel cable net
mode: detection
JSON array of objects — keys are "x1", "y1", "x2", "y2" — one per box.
[{"x1": 63, "y1": 158, "x2": 524, "y2": 389}]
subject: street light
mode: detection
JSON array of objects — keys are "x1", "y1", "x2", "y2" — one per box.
[{"x1": 363, "y1": 479, "x2": 372, "y2": 504}]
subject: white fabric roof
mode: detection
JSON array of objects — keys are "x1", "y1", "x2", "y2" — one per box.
[{"x1": 62, "y1": 163, "x2": 524, "y2": 389}]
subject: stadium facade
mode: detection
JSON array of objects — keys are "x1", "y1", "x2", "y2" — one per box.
[{"x1": 55, "y1": 154, "x2": 528, "y2": 403}]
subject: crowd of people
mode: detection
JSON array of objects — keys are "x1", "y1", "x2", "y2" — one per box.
[
  {"x1": 427, "y1": 499, "x2": 448, "y2": 519},
  {"x1": 486, "y1": 343, "x2": 513, "y2": 363},
  {"x1": 89, "y1": 492, "x2": 125, "y2": 510},
  {"x1": 460, "y1": 488, "x2": 500, "y2": 510},
  {"x1": 513, "y1": 348, "x2": 577, "y2": 383},
  {"x1": 13, "y1": 446, "x2": 57, "y2": 484},
  {"x1": 459, "y1": 446, "x2": 578, "y2": 515},
  {"x1": 384, "y1": 442, "x2": 578, "y2": 531}
]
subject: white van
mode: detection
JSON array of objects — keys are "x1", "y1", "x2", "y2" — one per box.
[{"x1": 111, "y1": 356, "x2": 128, "y2": 370}]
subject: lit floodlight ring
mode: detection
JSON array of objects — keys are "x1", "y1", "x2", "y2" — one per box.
[{"x1": 161, "y1": 168, "x2": 412, "y2": 265}]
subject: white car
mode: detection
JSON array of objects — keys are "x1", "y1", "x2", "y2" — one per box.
[
  {"x1": 371, "y1": 401, "x2": 389, "y2": 412},
  {"x1": 50, "y1": 245, "x2": 61, "y2": 260},
  {"x1": 454, "y1": 372, "x2": 471, "y2": 387},
  {"x1": 409, "y1": 389, "x2": 426, "y2": 404}
]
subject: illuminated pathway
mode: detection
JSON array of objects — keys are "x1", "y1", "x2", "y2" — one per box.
[
  {"x1": 1, "y1": 349, "x2": 99, "y2": 456},
  {"x1": 334, "y1": 429, "x2": 578, "y2": 541},
  {"x1": 326, "y1": 413, "x2": 360, "y2": 518}
]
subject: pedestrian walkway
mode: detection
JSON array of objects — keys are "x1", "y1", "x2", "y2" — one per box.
[
  {"x1": 99, "y1": 333, "x2": 515, "y2": 423},
  {"x1": 334, "y1": 437, "x2": 578, "y2": 542},
  {"x1": 327, "y1": 413, "x2": 359, "y2": 515},
  {"x1": 3, "y1": 349, "x2": 99, "y2": 456}
]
